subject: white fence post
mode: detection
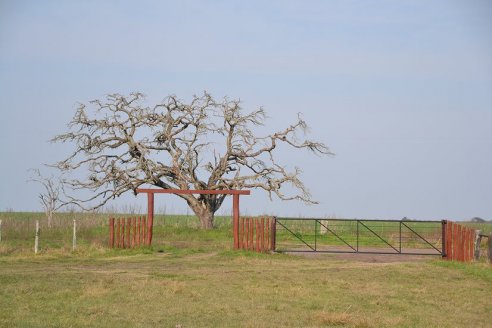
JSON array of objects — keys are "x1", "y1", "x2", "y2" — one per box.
[
  {"x1": 0, "y1": 219, "x2": 2, "y2": 242},
  {"x1": 34, "y1": 220, "x2": 40, "y2": 254},
  {"x1": 72, "y1": 219, "x2": 77, "y2": 251}
]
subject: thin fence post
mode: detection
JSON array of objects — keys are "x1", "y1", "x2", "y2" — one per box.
[
  {"x1": 34, "y1": 220, "x2": 40, "y2": 254},
  {"x1": 0, "y1": 219, "x2": 2, "y2": 242},
  {"x1": 72, "y1": 219, "x2": 77, "y2": 251}
]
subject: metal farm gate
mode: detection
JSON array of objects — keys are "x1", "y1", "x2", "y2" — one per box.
[{"x1": 274, "y1": 218, "x2": 445, "y2": 256}]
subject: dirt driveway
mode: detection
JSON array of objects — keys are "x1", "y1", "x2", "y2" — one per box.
[{"x1": 286, "y1": 246, "x2": 442, "y2": 263}]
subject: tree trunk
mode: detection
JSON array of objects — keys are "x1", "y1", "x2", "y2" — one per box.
[{"x1": 188, "y1": 201, "x2": 215, "y2": 229}]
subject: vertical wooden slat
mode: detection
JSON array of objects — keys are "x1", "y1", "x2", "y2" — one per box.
[
  {"x1": 246, "y1": 218, "x2": 250, "y2": 250},
  {"x1": 143, "y1": 216, "x2": 147, "y2": 245},
  {"x1": 255, "y1": 218, "x2": 260, "y2": 253},
  {"x1": 249, "y1": 218, "x2": 254, "y2": 251},
  {"x1": 132, "y1": 217, "x2": 136, "y2": 248},
  {"x1": 245, "y1": 218, "x2": 249, "y2": 250},
  {"x1": 456, "y1": 224, "x2": 460, "y2": 262},
  {"x1": 261, "y1": 217, "x2": 265, "y2": 252},
  {"x1": 471, "y1": 229, "x2": 475, "y2": 262},
  {"x1": 109, "y1": 217, "x2": 114, "y2": 248},
  {"x1": 126, "y1": 218, "x2": 131, "y2": 248},
  {"x1": 137, "y1": 216, "x2": 141, "y2": 246},
  {"x1": 458, "y1": 225, "x2": 464, "y2": 262},
  {"x1": 265, "y1": 218, "x2": 270, "y2": 251},
  {"x1": 453, "y1": 222, "x2": 458, "y2": 261},
  {"x1": 117, "y1": 218, "x2": 121, "y2": 248},
  {"x1": 445, "y1": 221, "x2": 451, "y2": 260},
  {"x1": 241, "y1": 218, "x2": 245, "y2": 249},
  {"x1": 468, "y1": 229, "x2": 472, "y2": 262},
  {"x1": 121, "y1": 218, "x2": 125, "y2": 248},
  {"x1": 270, "y1": 218, "x2": 276, "y2": 251}
]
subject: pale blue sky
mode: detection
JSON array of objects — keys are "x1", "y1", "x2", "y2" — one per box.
[{"x1": 1, "y1": 0, "x2": 491, "y2": 220}]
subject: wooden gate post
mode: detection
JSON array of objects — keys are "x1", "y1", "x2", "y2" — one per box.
[
  {"x1": 233, "y1": 194, "x2": 239, "y2": 249},
  {"x1": 147, "y1": 192, "x2": 154, "y2": 246}
]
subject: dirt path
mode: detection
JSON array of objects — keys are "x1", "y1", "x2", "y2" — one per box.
[{"x1": 286, "y1": 246, "x2": 441, "y2": 263}]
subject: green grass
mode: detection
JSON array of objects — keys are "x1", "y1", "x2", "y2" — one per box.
[
  {"x1": 0, "y1": 212, "x2": 491, "y2": 327},
  {"x1": 0, "y1": 248, "x2": 491, "y2": 327}
]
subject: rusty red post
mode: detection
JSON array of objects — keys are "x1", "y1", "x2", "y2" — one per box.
[
  {"x1": 109, "y1": 217, "x2": 115, "y2": 248},
  {"x1": 147, "y1": 192, "x2": 154, "y2": 246},
  {"x1": 233, "y1": 194, "x2": 240, "y2": 249}
]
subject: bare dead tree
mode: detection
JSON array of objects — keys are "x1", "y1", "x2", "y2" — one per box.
[
  {"x1": 28, "y1": 169, "x2": 64, "y2": 228},
  {"x1": 52, "y1": 92, "x2": 332, "y2": 228}
]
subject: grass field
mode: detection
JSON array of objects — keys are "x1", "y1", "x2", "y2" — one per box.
[{"x1": 0, "y1": 212, "x2": 491, "y2": 327}]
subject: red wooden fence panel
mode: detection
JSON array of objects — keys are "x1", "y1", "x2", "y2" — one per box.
[
  {"x1": 109, "y1": 216, "x2": 148, "y2": 249},
  {"x1": 236, "y1": 216, "x2": 275, "y2": 253},
  {"x1": 445, "y1": 220, "x2": 476, "y2": 263}
]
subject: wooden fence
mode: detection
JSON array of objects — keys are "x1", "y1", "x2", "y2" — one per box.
[
  {"x1": 445, "y1": 221, "x2": 475, "y2": 262},
  {"x1": 238, "y1": 217, "x2": 276, "y2": 252},
  {"x1": 109, "y1": 216, "x2": 149, "y2": 248}
]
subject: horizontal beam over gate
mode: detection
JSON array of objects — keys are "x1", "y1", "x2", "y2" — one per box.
[{"x1": 136, "y1": 188, "x2": 250, "y2": 195}]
